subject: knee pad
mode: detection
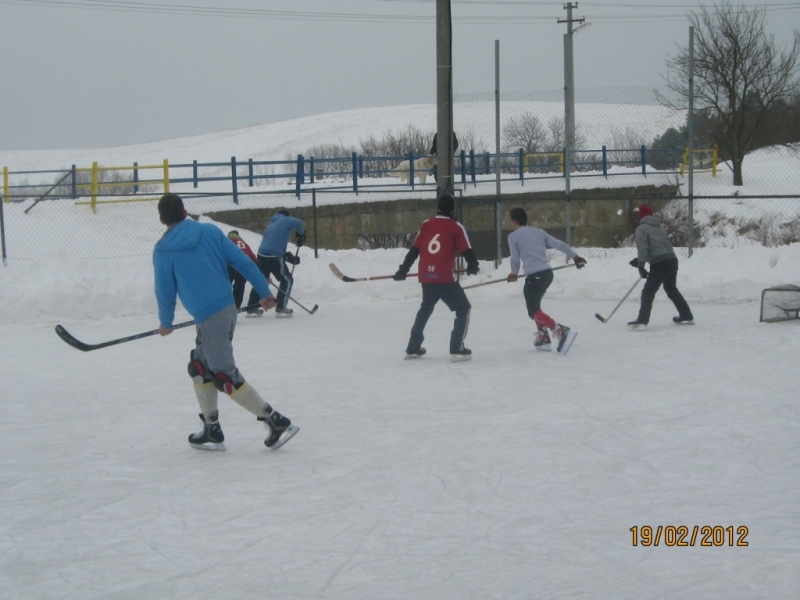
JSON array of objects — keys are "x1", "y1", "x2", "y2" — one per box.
[
  {"x1": 187, "y1": 352, "x2": 212, "y2": 385},
  {"x1": 213, "y1": 373, "x2": 244, "y2": 395}
]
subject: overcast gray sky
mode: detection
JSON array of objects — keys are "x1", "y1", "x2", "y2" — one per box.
[{"x1": 2, "y1": 0, "x2": 798, "y2": 150}]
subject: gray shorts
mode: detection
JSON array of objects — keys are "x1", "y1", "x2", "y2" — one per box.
[{"x1": 191, "y1": 304, "x2": 245, "y2": 387}]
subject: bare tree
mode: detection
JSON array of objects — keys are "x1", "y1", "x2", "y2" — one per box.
[
  {"x1": 662, "y1": 2, "x2": 800, "y2": 185},
  {"x1": 502, "y1": 112, "x2": 548, "y2": 152}
]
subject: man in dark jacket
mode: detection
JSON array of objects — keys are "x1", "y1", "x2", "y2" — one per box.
[{"x1": 628, "y1": 203, "x2": 694, "y2": 330}]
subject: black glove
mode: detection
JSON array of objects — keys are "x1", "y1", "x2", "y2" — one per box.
[
  {"x1": 283, "y1": 252, "x2": 300, "y2": 266},
  {"x1": 638, "y1": 266, "x2": 649, "y2": 279},
  {"x1": 574, "y1": 256, "x2": 587, "y2": 269},
  {"x1": 295, "y1": 232, "x2": 306, "y2": 248},
  {"x1": 466, "y1": 262, "x2": 479, "y2": 276},
  {"x1": 629, "y1": 258, "x2": 640, "y2": 268},
  {"x1": 393, "y1": 265, "x2": 408, "y2": 281}
]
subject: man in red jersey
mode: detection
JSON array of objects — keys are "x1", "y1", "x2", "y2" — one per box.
[
  {"x1": 226, "y1": 230, "x2": 265, "y2": 317},
  {"x1": 393, "y1": 194, "x2": 480, "y2": 362}
]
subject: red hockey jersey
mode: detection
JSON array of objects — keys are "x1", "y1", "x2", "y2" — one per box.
[
  {"x1": 412, "y1": 215, "x2": 472, "y2": 284},
  {"x1": 228, "y1": 236, "x2": 258, "y2": 263}
]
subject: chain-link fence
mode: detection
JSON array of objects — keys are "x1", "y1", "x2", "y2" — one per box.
[{"x1": 2, "y1": 86, "x2": 799, "y2": 264}]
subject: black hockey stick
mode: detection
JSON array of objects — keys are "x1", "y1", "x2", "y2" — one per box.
[
  {"x1": 463, "y1": 263, "x2": 577, "y2": 290},
  {"x1": 329, "y1": 262, "x2": 466, "y2": 282},
  {"x1": 55, "y1": 303, "x2": 264, "y2": 352},
  {"x1": 270, "y1": 280, "x2": 317, "y2": 314},
  {"x1": 594, "y1": 278, "x2": 642, "y2": 323}
]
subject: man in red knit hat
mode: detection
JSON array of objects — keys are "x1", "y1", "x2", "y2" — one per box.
[{"x1": 628, "y1": 203, "x2": 693, "y2": 330}]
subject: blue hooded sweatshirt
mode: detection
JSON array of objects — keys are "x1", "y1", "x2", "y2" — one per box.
[
  {"x1": 153, "y1": 219, "x2": 271, "y2": 328},
  {"x1": 257, "y1": 213, "x2": 305, "y2": 257}
]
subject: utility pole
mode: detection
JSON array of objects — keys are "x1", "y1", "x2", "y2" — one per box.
[
  {"x1": 436, "y1": 0, "x2": 454, "y2": 198},
  {"x1": 558, "y1": 2, "x2": 584, "y2": 245},
  {"x1": 559, "y1": 2, "x2": 583, "y2": 158}
]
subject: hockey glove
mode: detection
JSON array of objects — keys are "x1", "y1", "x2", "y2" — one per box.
[
  {"x1": 393, "y1": 265, "x2": 409, "y2": 281},
  {"x1": 574, "y1": 256, "x2": 587, "y2": 269},
  {"x1": 507, "y1": 273, "x2": 518, "y2": 283},
  {"x1": 467, "y1": 262, "x2": 480, "y2": 276},
  {"x1": 295, "y1": 232, "x2": 306, "y2": 248},
  {"x1": 638, "y1": 265, "x2": 649, "y2": 279},
  {"x1": 283, "y1": 252, "x2": 300, "y2": 265},
  {"x1": 629, "y1": 258, "x2": 640, "y2": 268}
]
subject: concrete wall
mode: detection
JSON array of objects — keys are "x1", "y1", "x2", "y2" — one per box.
[{"x1": 205, "y1": 184, "x2": 678, "y2": 258}]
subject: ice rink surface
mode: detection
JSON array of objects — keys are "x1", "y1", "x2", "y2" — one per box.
[{"x1": 2, "y1": 294, "x2": 798, "y2": 599}]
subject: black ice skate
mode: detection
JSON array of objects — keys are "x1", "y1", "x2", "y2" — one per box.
[
  {"x1": 553, "y1": 324, "x2": 577, "y2": 355},
  {"x1": 673, "y1": 316, "x2": 694, "y2": 325},
  {"x1": 405, "y1": 347, "x2": 427, "y2": 360},
  {"x1": 245, "y1": 307, "x2": 264, "y2": 318},
  {"x1": 627, "y1": 320, "x2": 648, "y2": 331},
  {"x1": 188, "y1": 413, "x2": 226, "y2": 451},
  {"x1": 275, "y1": 307, "x2": 294, "y2": 318},
  {"x1": 259, "y1": 410, "x2": 299, "y2": 450},
  {"x1": 534, "y1": 330, "x2": 552, "y2": 352},
  {"x1": 450, "y1": 347, "x2": 472, "y2": 362}
]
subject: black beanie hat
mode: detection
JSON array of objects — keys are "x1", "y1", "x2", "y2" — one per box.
[{"x1": 437, "y1": 194, "x2": 455, "y2": 216}]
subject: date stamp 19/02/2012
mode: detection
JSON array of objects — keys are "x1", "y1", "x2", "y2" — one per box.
[{"x1": 630, "y1": 525, "x2": 749, "y2": 547}]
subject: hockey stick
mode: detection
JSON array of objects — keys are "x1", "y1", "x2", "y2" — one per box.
[
  {"x1": 594, "y1": 278, "x2": 642, "y2": 323},
  {"x1": 269, "y1": 280, "x2": 318, "y2": 315},
  {"x1": 55, "y1": 303, "x2": 264, "y2": 352},
  {"x1": 329, "y1": 263, "x2": 466, "y2": 283},
  {"x1": 462, "y1": 263, "x2": 577, "y2": 290}
]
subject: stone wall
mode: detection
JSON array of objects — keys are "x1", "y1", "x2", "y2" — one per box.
[{"x1": 205, "y1": 184, "x2": 678, "y2": 258}]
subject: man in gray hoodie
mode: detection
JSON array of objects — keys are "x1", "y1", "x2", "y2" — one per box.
[{"x1": 628, "y1": 203, "x2": 694, "y2": 330}]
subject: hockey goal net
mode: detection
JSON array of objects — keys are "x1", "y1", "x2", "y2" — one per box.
[{"x1": 760, "y1": 285, "x2": 800, "y2": 322}]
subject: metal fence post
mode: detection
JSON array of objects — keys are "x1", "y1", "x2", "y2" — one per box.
[
  {"x1": 641, "y1": 145, "x2": 647, "y2": 177},
  {"x1": 162, "y1": 159, "x2": 170, "y2": 194},
  {"x1": 248, "y1": 158, "x2": 254, "y2": 187},
  {"x1": 71, "y1": 165, "x2": 77, "y2": 199},
  {"x1": 602, "y1": 146, "x2": 607, "y2": 178},
  {"x1": 193, "y1": 160, "x2": 198, "y2": 188},
  {"x1": 0, "y1": 190, "x2": 7, "y2": 265},
  {"x1": 518, "y1": 148, "x2": 524, "y2": 184},
  {"x1": 312, "y1": 188, "x2": 318, "y2": 259},
  {"x1": 231, "y1": 156, "x2": 239, "y2": 205},
  {"x1": 352, "y1": 152, "x2": 358, "y2": 194},
  {"x1": 133, "y1": 162, "x2": 139, "y2": 194},
  {"x1": 296, "y1": 154, "x2": 304, "y2": 198}
]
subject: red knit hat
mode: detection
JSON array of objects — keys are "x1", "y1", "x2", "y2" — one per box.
[{"x1": 637, "y1": 204, "x2": 654, "y2": 220}]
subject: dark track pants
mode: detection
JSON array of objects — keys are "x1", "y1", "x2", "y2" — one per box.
[
  {"x1": 637, "y1": 257, "x2": 693, "y2": 324},
  {"x1": 407, "y1": 282, "x2": 471, "y2": 354},
  {"x1": 228, "y1": 266, "x2": 260, "y2": 310},
  {"x1": 257, "y1": 255, "x2": 292, "y2": 310}
]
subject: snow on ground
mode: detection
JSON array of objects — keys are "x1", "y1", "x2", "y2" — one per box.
[{"x1": 1, "y1": 106, "x2": 799, "y2": 598}]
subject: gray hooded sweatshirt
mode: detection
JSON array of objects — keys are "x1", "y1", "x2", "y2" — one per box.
[{"x1": 635, "y1": 215, "x2": 676, "y2": 265}]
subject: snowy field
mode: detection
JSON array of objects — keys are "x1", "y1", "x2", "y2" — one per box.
[{"x1": 1, "y1": 104, "x2": 799, "y2": 598}]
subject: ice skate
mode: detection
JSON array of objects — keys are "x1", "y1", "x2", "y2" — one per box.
[
  {"x1": 553, "y1": 324, "x2": 577, "y2": 355},
  {"x1": 275, "y1": 307, "x2": 294, "y2": 318},
  {"x1": 245, "y1": 307, "x2": 264, "y2": 318},
  {"x1": 404, "y1": 347, "x2": 427, "y2": 360},
  {"x1": 188, "y1": 413, "x2": 226, "y2": 451},
  {"x1": 259, "y1": 410, "x2": 299, "y2": 450},
  {"x1": 673, "y1": 316, "x2": 694, "y2": 325},
  {"x1": 627, "y1": 320, "x2": 647, "y2": 331},
  {"x1": 450, "y1": 347, "x2": 472, "y2": 362},
  {"x1": 534, "y1": 330, "x2": 552, "y2": 352}
]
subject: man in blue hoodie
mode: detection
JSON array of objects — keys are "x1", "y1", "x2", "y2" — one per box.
[
  {"x1": 257, "y1": 208, "x2": 306, "y2": 317},
  {"x1": 153, "y1": 194, "x2": 298, "y2": 451}
]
